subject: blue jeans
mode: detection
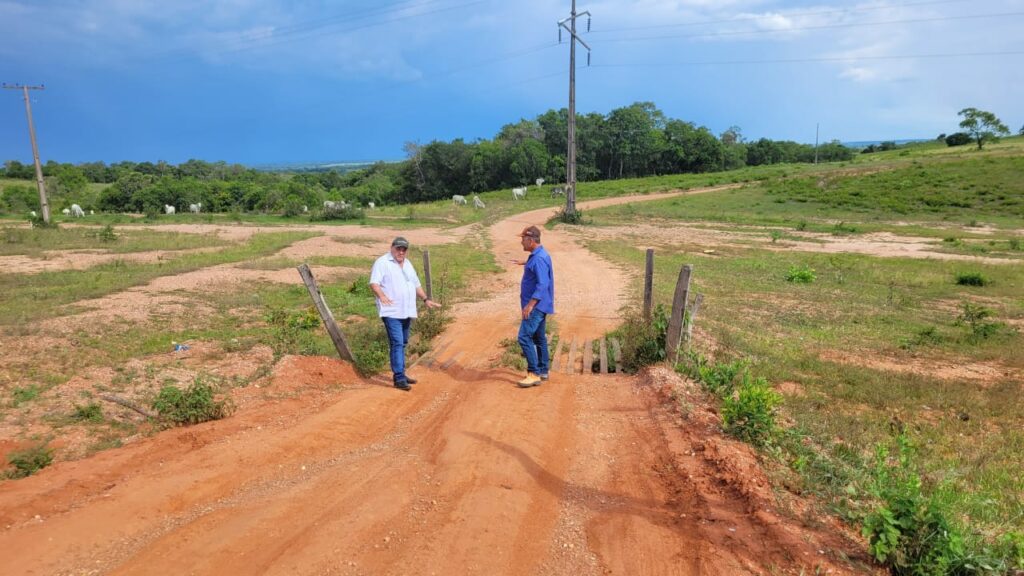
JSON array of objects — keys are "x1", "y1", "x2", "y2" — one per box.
[
  {"x1": 382, "y1": 317, "x2": 412, "y2": 384},
  {"x1": 517, "y1": 309, "x2": 549, "y2": 376}
]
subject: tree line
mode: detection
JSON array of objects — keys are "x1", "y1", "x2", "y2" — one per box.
[{"x1": 2, "y1": 101, "x2": 855, "y2": 215}]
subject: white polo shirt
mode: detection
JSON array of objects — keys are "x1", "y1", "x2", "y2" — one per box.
[{"x1": 369, "y1": 252, "x2": 422, "y2": 319}]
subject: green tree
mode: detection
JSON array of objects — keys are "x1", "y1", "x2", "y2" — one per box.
[{"x1": 957, "y1": 107, "x2": 1010, "y2": 150}]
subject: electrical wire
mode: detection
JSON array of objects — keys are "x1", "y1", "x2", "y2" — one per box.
[{"x1": 588, "y1": 49, "x2": 1024, "y2": 68}]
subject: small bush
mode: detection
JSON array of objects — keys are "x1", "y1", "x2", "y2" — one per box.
[
  {"x1": 769, "y1": 230, "x2": 783, "y2": 243},
  {"x1": 615, "y1": 305, "x2": 668, "y2": 373},
  {"x1": 347, "y1": 322, "x2": 390, "y2": 377},
  {"x1": 265, "y1": 307, "x2": 322, "y2": 356},
  {"x1": 862, "y1": 436, "x2": 970, "y2": 574},
  {"x1": 72, "y1": 403, "x2": 104, "y2": 423},
  {"x1": 97, "y1": 224, "x2": 118, "y2": 243},
  {"x1": 956, "y1": 301, "x2": 1002, "y2": 342},
  {"x1": 151, "y1": 379, "x2": 232, "y2": 426},
  {"x1": 5, "y1": 444, "x2": 53, "y2": 479},
  {"x1": 347, "y1": 275, "x2": 374, "y2": 297},
  {"x1": 550, "y1": 208, "x2": 585, "y2": 225},
  {"x1": 945, "y1": 132, "x2": 972, "y2": 147},
  {"x1": 721, "y1": 373, "x2": 781, "y2": 447},
  {"x1": 11, "y1": 385, "x2": 41, "y2": 406},
  {"x1": 1009, "y1": 238, "x2": 1021, "y2": 251},
  {"x1": 955, "y1": 272, "x2": 989, "y2": 287},
  {"x1": 785, "y1": 265, "x2": 816, "y2": 283}
]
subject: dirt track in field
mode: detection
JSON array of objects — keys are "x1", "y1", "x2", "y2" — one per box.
[{"x1": 0, "y1": 186, "x2": 872, "y2": 575}]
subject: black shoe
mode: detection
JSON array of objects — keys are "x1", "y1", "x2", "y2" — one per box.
[
  {"x1": 404, "y1": 375, "x2": 418, "y2": 384},
  {"x1": 394, "y1": 381, "x2": 411, "y2": 391}
]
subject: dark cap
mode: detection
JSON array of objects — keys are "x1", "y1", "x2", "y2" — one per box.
[
  {"x1": 517, "y1": 226, "x2": 541, "y2": 241},
  {"x1": 391, "y1": 236, "x2": 410, "y2": 248}
]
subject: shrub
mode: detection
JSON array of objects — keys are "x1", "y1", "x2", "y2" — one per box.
[
  {"x1": 957, "y1": 301, "x2": 1001, "y2": 341},
  {"x1": 72, "y1": 402, "x2": 104, "y2": 423},
  {"x1": 862, "y1": 436, "x2": 970, "y2": 575},
  {"x1": 97, "y1": 224, "x2": 118, "y2": 243},
  {"x1": 955, "y1": 272, "x2": 989, "y2": 286},
  {"x1": 616, "y1": 304, "x2": 669, "y2": 373},
  {"x1": 5, "y1": 444, "x2": 53, "y2": 479},
  {"x1": 785, "y1": 265, "x2": 816, "y2": 283},
  {"x1": 310, "y1": 203, "x2": 364, "y2": 221},
  {"x1": 945, "y1": 132, "x2": 972, "y2": 147},
  {"x1": 11, "y1": 385, "x2": 40, "y2": 407},
  {"x1": 550, "y1": 208, "x2": 585, "y2": 225},
  {"x1": 265, "y1": 306, "x2": 322, "y2": 356},
  {"x1": 151, "y1": 379, "x2": 232, "y2": 426},
  {"x1": 721, "y1": 373, "x2": 781, "y2": 447},
  {"x1": 347, "y1": 322, "x2": 390, "y2": 376}
]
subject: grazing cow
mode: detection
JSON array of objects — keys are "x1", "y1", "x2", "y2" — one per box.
[
  {"x1": 550, "y1": 186, "x2": 565, "y2": 198},
  {"x1": 62, "y1": 208, "x2": 71, "y2": 215},
  {"x1": 367, "y1": 202, "x2": 375, "y2": 209},
  {"x1": 535, "y1": 178, "x2": 545, "y2": 188},
  {"x1": 473, "y1": 195, "x2": 486, "y2": 209},
  {"x1": 165, "y1": 204, "x2": 176, "y2": 215},
  {"x1": 452, "y1": 194, "x2": 467, "y2": 205},
  {"x1": 70, "y1": 204, "x2": 86, "y2": 218},
  {"x1": 89, "y1": 210, "x2": 94, "y2": 215},
  {"x1": 302, "y1": 205, "x2": 308, "y2": 213},
  {"x1": 30, "y1": 210, "x2": 37, "y2": 218},
  {"x1": 512, "y1": 186, "x2": 527, "y2": 200},
  {"x1": 189, "y1": 202, "x2": 202, "y2": 214}
]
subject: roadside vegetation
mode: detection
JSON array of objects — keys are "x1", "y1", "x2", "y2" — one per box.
[{"x1": 591, "y1": 139, "x2": 1024, "y2": 573}]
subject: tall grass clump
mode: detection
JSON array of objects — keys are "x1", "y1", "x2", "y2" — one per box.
[
  {"x1": 265, "y1": 306, "x2": 323, "y2": 357},
  {"x1": 4, "y1": 444, "x2": 53, "y2": 479},
  {"x1": 955, "y1": 272, "x2": 990, "y2": 287},
  {"x1": 721, "y1": 373, "x2": 782, "y2": 448},
  {"x1": 151, "y1": 379, "x2": 233, "y2": 426},
  {"x1": 785, "y1": 264, "x2": 817, "y2": 283},
  {"x1": 615, "y1": 304, "x2": 668, "y2": 373}
]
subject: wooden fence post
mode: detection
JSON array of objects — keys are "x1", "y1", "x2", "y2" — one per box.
[
  {"x1": 684, "y1": 293, "x2": 703, "y2": 348},
  {"x1": 297, "y1": 264, "x2": 355, "y2": 363},
  {"x1": 665, "y1": 264, "x2": 692, "y2": 364},
  {"x1": 643, "y1": 249, "x2": 654, "y2": 321},
  {"x1": 422, "y1": 249, "x2": 433, "y2": 300}
]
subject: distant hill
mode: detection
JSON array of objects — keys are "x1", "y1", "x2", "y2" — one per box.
[
  {"x1": 251, "y1": 160, "x2": 397, "y2": 173},
  {"x1": 842, "y1": 138, "x2": 930, "y2": 149}
]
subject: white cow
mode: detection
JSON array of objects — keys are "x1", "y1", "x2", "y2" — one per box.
[
  {"x1": 89, "y1": 210, "x2": 94, "y2": 215},
  {"x1": 550, "y1": 186, "x2": 565, "y2": 198},
  {"x1": 302, "y1": 205, "x2": 308, "y2": 213},
  {"x1": 512, "y1": 186, "x2": 527, "y2": 200},
  {"x1": 30, "y1": 210, "x2": 37, "y2": 218},
  {"x1": 367, "y1": 202, "x2": 375, "y2": 209},
  {"x1": 165, "y1": 204, "x2": 176, "y2": 215},
  {"x1": 62, "y1": 208, "x2": 70, "y2": 216},
  {"x1": 535, "y1": 178, "x2": 545, "y2": 188},
  {"x1": 70, "y1": 204, "x2": 86, "y2": 218},
  {"x1": 452, "y1": 194, "x2": 467, "y2": 205},
  {"x1": 189, "y1": 202, "x2": 202, "y2": 214},
  {"x1": 473, "y1": 195, "x2": 485, "y2": 209}
]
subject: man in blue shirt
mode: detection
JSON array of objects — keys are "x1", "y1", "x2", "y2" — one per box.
[{"x1": 515, "y1": 225, "x2": 554, "y2": 388}]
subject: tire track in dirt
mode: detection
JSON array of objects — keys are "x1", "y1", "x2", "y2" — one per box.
[{"x1": 0, "y1": 185, "x2": 869, "y2": 575}]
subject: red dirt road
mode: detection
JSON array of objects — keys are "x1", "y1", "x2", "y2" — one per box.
[{"x1": 0, "y1": 189, "x2": 868, "y2": 575}]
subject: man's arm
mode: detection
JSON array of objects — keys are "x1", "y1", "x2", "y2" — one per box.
[
  {"x1": 370, "y1": 283, "x2": 393, "y2": 307},
  {"x1": 416, "y1": 286, "x2": 442, "y2": 309}
]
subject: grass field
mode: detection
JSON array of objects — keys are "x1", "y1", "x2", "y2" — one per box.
[{"x1": 581, "y1": 138, "x2": 1024, "y2": 561}]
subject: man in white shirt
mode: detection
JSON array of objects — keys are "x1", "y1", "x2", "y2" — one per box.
[{"x1": 369, "y1": 237, "x2": 441, "y2": 390}]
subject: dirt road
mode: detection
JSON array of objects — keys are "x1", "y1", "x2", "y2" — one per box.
[{"x1": 0, "y1": 188, "x2": 868, "y2": 575}]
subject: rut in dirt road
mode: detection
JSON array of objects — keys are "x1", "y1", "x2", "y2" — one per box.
[{"x1": 0, "y1": 188, "x2": 868, "y2": 575}]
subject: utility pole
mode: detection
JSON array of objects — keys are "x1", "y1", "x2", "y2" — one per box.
[
  {"x1": 814, "y1": 122, "x2": 819, "y2": 165},
  {"x1": 3, "y1": 83, "x2": 50, "y2": 224},
  {"x1": 558, "y1": 1, "x2": 590, "y2": 217}
]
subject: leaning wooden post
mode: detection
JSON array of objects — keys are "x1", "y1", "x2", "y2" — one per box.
[
  {"x1": 665, "y1": 264, "x2": 692, "y2": 364},
  {"x1": 684, "y1": 293, "x2": 704, "y2": 348},
  {"x1": 643, "y1": 249, "x2": 654, "y2": 321},
  {"x1": 297, "y1": 264, "x2": 354, "y2": 363},
  {"x1": 422, "y1": 249, "x2": 433, "y2": 300}
]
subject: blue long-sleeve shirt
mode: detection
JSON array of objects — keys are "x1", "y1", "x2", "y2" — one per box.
[{"x1": 520, "y1": 245, "x2": 554, "y2": 314}]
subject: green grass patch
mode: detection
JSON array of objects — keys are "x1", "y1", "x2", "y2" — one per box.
[
  {"x1": 151, "y1": 379, "x2": 233, "y2": 426},
  {"x1": 0, "y1": 224, "x2": 228, "y2": 257},
  {"x1": 4, "y1": 443, "x2": 53, "y2": 479}
]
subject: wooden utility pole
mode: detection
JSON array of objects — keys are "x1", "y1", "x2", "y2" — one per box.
[
  {"x1": 3, "y1": 83, "x2": 50, "y2": 224},
  {"x1": 642, "y1": 248, "x2": 654, "y2": 321},
  {"x1": 558, "y1": 1, "x2": 590, "y2": 217}
]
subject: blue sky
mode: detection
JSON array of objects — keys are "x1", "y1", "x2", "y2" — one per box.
[{"x1": 1, "y1": 0, "x2": 1022, "y2": 165}]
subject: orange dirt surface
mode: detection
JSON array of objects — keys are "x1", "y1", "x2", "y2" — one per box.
[{"x1": 0, "y1": 189, "x2": 872, "y2": 575}]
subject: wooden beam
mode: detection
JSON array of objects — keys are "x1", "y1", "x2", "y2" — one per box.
[
  {"x1": 566, "y1": 336, "x2": 578, "y2": 374},
  {"x1": 665, "y1": 264, "x2": 692, "y2": 364},
  {"x1": 610, "y1": 337, "x2": 622, "y2": 374},
  {"x1": 297, "y1": 264, "x2": 354, "y2": 363},
  {"x1": 599, "y1": 337, "x2": 608, "y2": 374},
  {"x1": 684, "y1": 293, "x2": 704, "y2": 348},
  {"x1": 550, "y1": 336, "x2": 564, "y2": 372},
  {"x1": 582, "y1": 339, "x2": 593, "y2": 375},
  {"x1": 643, "y1": 248, "x2": 654, "y2": 321}
]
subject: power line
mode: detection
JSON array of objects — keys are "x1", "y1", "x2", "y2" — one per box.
[
  {"x1": 589, "y1": 49, "x2": 1024, "y2": 68},
  {"x1": 588, "y1": 0, "x2": 973, "y2": 34},
  {"x1": 595, "y1": 11, "x2": 1024, "y2": 44}
]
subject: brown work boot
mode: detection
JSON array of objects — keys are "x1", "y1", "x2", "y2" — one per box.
[{"x1": 517, "y1": 373, "x2": 542, "y2": 388}]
